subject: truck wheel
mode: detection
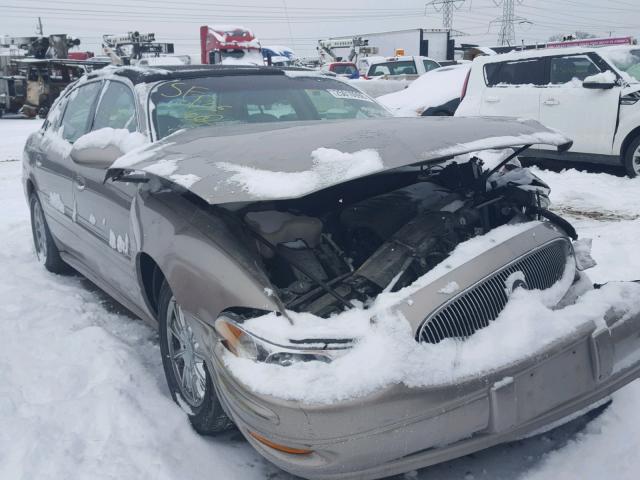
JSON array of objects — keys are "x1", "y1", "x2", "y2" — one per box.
[
  {"x1": 29, "y1": 193, "x2": 68, "y2": 273},
  {"x1": 158, "y1": 281, "x2": 234, "y2": 434},
  {"x1": 623, "y1": 136, "x2": 640, "y2": 177}
]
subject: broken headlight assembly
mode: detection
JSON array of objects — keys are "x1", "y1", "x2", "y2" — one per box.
[{"x1": 214, "y1": 312, "x2": 352, "y2": 366}]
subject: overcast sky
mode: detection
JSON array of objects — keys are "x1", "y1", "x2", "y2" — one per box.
[{"x1": 2, "y1": 0, "x2": 639, "y2": 57}]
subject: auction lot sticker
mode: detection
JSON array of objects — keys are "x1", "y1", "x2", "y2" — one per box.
[{"x1": 326, "y1": 89, "x2": 374, "y2": 102}]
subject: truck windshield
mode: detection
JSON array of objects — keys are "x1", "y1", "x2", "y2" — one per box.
[
  {"x1": 603, "y1": 48, "x2": 640, "y2": 82},
  {"x1": 150, "y1": 74, "x2": 390, "y2": 139}
]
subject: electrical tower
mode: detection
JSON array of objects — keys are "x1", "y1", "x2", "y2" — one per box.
[
  {"x1": 425, "y1": 0, "x2": 466, "y2": 31},
  {"x1": 492, "y1": 0, "x2": 529, "y2": 46}
]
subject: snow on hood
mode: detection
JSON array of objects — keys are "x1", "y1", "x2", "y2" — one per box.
[
  {"x1": 377, "y1": 64, "x2": 471, "y2": 116},
  {"x1": 107, "y1": 117, "x2": 572, "y2": 205}
]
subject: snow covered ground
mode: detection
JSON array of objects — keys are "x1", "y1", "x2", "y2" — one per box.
[{"x1": 1, "y1": 118, "x2": 639, "y2": 479}]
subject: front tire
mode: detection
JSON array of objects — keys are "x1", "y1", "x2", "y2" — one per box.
[
  {"x1": 158, "y1": 281, "x2": 233, "y2": 434},
  {"x1": 29, "y1": 193, "x2": 67, "y2": 273},
  {"x1": 623, "y1": 136, "x2": 640, "y2": 178}
]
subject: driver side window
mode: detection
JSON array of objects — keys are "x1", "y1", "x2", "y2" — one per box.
[
  {"x1": 549, "y1": 55, "x2": 601, "y2": 84},
  {"x1": 60, "y1": 82, "x2": 102, "y2": 143},
  {"x1": 93, "y1": 81, "x2": 138, "y2": 132}
]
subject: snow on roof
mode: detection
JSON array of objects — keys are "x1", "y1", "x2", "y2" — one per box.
[{"x1": 474, "y1": 45, "x2": 630, "y2": 64}]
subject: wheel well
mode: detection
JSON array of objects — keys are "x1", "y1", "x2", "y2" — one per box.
[
  {"x1": 620, "y1": 126, "x2": 640, "y2": 158},
  {"x1": 138, "y1": 253, "x2": 166, "y2": 317}
]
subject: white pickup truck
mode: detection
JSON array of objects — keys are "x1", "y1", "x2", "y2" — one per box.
[{"x1": 366, "y1": 56, "x2": 441, "y2": 79}]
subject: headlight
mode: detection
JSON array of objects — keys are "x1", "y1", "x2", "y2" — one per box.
[{"x1": 214, "y1": 313, "x2": 350, "y2": 366}]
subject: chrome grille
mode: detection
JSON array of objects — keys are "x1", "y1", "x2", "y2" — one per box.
[{"x1": 418, "y1": 239, "x2": 571, "y2": 344}]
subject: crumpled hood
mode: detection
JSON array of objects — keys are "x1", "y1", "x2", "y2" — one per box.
[{"x1": 108, "y1": 116, "x2": 571, "y2": 205}]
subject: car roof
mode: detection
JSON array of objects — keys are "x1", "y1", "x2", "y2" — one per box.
[
  {"x1": 476, "y1": 46, "x2": 606, "y2": 64},
  {"x1": 86, "y1": 64, "x2": 315, "y2": 85}
]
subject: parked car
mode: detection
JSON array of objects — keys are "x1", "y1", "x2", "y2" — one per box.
[
  {"x1": 377, "y1": 63, "x2": 471, "y2": 116},
  {"x1": 321, "y1": 61, "x2": 360, "y2": 79},
  {"x1": 24, "y1": 65, "x2": 640, "y2": 480},
  {"x1": 366, "y1": 55, "x2": 441, "y2": 79},
  {"x1": 456, "y1": 46, "x2": 640, "y2": 177}
]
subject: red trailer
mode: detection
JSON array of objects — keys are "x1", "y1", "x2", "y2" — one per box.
[{"x1": 199, "y1": 25, "x2": 263, "y2": 65}]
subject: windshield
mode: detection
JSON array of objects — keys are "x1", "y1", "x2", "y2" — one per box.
[
  {"x1": 369, "y1": 61, "x2": 417, "y2": 76},
  {"x1": 150, "y1": 75, "x2": 390, "y2": 139},
  {"x1": 602, "y1": 48, "x2": 640, "y2": 82},
  {"x1": 332, "y1": 64, "x2": 357, "y2": 75}
]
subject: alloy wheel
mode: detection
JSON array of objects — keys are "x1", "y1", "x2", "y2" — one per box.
[
  {"x1": 166, "y1": 298, "x2": 207, "y2": 407},
  {"x1": 633, "y1": 145, "x2": 640, "y2": 176},
  {"x1": 32, "y1": 200, "x2": 48, "y2": 264}
]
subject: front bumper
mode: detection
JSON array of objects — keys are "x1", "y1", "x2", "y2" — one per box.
[{"x1": 209, "y1": 287, "x2": 640, "y2": 480}]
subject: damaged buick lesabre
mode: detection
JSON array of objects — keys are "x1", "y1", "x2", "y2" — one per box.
[{"x1": 23, "y1": 65, "x2": 640, "y2": 480}]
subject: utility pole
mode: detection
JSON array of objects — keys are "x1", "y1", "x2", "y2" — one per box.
[
  {"x1": 425, "y1": 0, "x2": 466, "y2": 31},
  {"x1": 491, "y1": 0, "x2": 528, "y2": 46},
  {"x1": 36, "y1": 16, "x2": 43, "y2": 36}
]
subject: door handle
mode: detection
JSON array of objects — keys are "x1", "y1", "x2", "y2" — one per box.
[
  {"x1": 75, "y1": 175, "x2": 86, "y2": 191},
  {"x1": 485, "y1": 96, "x2": 500, "y2": 103},
  {"x1": 543, "y1": 98, "x2": 560, "y2": 106}
]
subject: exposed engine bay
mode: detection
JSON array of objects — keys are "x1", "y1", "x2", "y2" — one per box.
[{"x1": 228, "y1": 156, "x2": 570, "y2": 318}]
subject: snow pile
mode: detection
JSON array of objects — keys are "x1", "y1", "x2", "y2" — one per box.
[
  {"x1": 74, "y1": 128, "x2": 148, "y2": 156},
  {"x1": 218, "y1": 147, "x2": 384, "y2": 198},
  {"x1": 532, "y1": 166, "x2": 640, "y2": 221},
  {"x1": 583, "y1": 70, "x2": 617, "y2": 84},
  {"x1": 377, "y1": 65, "x2": 470, "y2": 117}
]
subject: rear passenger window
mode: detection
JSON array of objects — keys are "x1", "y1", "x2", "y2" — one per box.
[
  {"x1": 423, "y1": 60, "x2": 440, "y2": 72},
  {"x1": 484, "y1": 59, "x2": 546, "y2": 86},
  {"x1": 549, "y1": 55, "x2": 601, "y2": 84},
  {"x1": 60, "y1": 82, "x2": 102, "y2": 143},
  {"x1": 93, "y1": 81, "x2": 137, "y2": 132}
]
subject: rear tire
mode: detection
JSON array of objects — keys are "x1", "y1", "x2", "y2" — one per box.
[
  {"x1": 623, "y1": 136, "x2": 640, "y2": 178},
  {"x1": 158, "y1": 281, "x2": 234, "y2": 434},
  {"x1": 29, "y1": 193, "x2": 68, "y2": 274}
]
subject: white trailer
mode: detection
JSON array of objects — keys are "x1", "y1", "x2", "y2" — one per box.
[{"x1": 320, "y1": 29, "x2": 453, "y2": 63}]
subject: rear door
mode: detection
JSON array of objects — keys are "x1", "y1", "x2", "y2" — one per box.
[
  {"x1": 480, "y1": 58, "x2": 546, "y2": 120},
  {"x1": 538, "y1": 53, "x2": 620, "y2": 154},
  {"x1": 72, "y1": 79, "x2": 142, "y2": 303}
]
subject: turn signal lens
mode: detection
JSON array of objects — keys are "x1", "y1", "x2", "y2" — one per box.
[
  {"x1": 214, "y1": 317, "x2": 259, "y2": 360},
  {"x1": 248, "y1": 431, "x2": 313, "y2": 455}
]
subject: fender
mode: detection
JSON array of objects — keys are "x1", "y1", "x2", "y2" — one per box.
[
  {"x1": 133, "y1": 189, "x2": 279, "y2": 328},
  {"x1": 613, "y1": 88, "x2": 640, "y2": 156}
]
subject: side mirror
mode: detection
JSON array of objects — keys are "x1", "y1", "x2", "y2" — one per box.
[
  {"x1": 583, "y1": 72, "x2": 617, "y2": 90},
  {"x1": 70, "y1": 142, "x2": 124, "y2": 168}
]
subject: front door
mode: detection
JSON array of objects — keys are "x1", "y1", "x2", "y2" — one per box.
[
  {"x1": 539, "y1": 54, "x2": 620, "y2": 155},
  {"x1": 72, "y1": 80, "x2": 142, "y2": 304}
]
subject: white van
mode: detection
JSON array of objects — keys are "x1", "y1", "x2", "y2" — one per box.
[{"x1": 456, "y1": 46, "x2": 640, "y2": 176}]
